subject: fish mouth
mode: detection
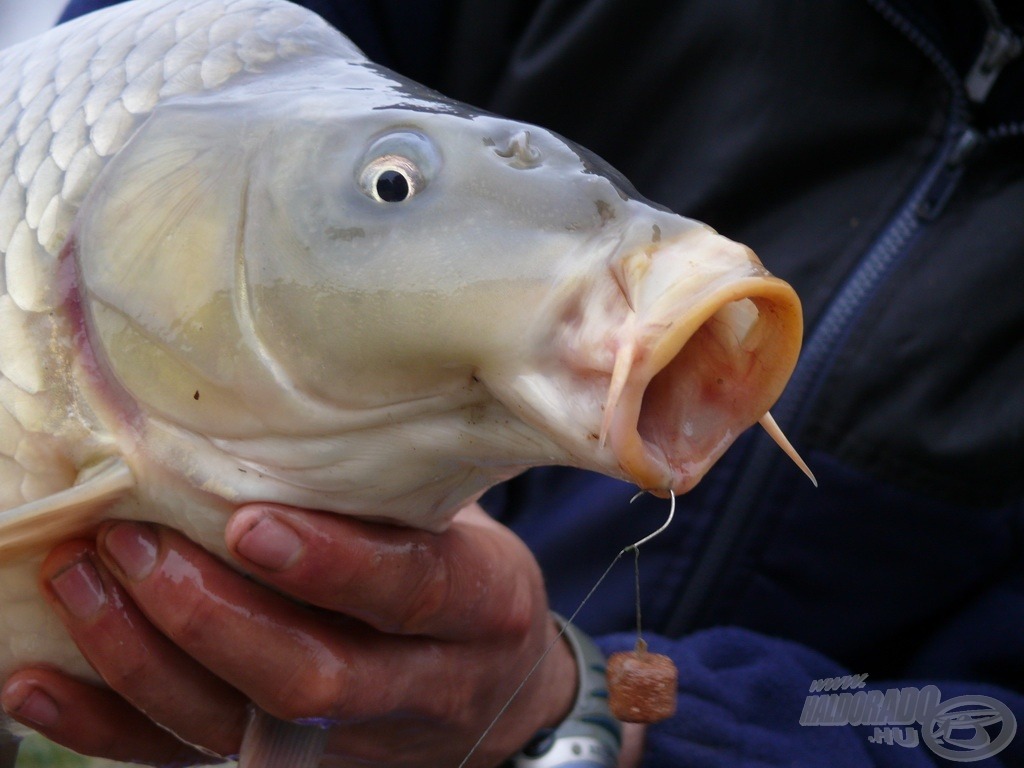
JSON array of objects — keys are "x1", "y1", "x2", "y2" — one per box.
[{"x1": 600, "y1": 242, "x2": 804, "y2": 494}]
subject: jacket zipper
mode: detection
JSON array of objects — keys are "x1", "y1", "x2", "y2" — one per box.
[
  {"x1": 965, "y1": 0, "x2": 1023, "y2": 102},
  {"x1": 664, "y1": 0, "x2": 1000, "y2": 636}
]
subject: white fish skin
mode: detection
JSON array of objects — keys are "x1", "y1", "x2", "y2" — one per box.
[
  {"x1": 0, "y1": 0, "x2": 805, "y2": 753},
  {"x1": 0, "y1": 0, "x2": 370, "y2": 709}
]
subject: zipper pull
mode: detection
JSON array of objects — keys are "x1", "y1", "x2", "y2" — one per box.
[
  {"x1": 916, "y1": 127, "x2": 982, "y2": 220},
  {"x1": 965, "y1": 5, "x2": 1023, "y2": 103}
]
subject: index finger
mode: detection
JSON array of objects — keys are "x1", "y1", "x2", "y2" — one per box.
[{"x1": 224, "y1": 503, "x2": 544, "y2": 640}]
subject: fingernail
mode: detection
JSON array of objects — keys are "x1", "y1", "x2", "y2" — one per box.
[
  {"x1": 2, "y1": 681, "x2": 59, "y2": 728},
  {"x1": 50, "y1": 557, "x2": 106, "y2": 620},
  {"x1": 231, "y1": 511, "x2": 304, "y2": 571},
  {"x1": 103, "y1": 522, "x2": 159, "y2": 581}
]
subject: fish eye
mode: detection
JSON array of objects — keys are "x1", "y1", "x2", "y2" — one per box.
[
  {"x1": 360, "y1": 154, "x2": 422, "y2": 203},
  {"x1": 375, "y1": 169, "x2": 409, "y2": 202},
  {"x1": 357, "y1": 130, "x2": 439, "y2": 204}
]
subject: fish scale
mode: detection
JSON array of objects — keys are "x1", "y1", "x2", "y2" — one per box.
[
  {"x1": 0, "y1": 0, "x2": 351, "y2": 511},
  {"x1": 0, "y1": 0, "x2": 362, "y2": 750}
]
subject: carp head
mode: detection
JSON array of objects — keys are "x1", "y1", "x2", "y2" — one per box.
[{"x1": 71, "y1": 59, "x2": 809, "y2": 528}]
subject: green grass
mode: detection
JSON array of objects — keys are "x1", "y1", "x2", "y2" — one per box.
[
  {"x1": 15, "y1": 733, "x2": 125, "y2": 767},
  {"x1": 14, "y1": 732, "x2": 235, "y2": 767}
]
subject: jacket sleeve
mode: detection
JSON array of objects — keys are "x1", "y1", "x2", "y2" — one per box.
[
  {"x1": 595, "y1": 627, "x2": 1023, "y2": 768},
  {"x1": 58, "y1": 0, "x2": 115, "y2": 23}
]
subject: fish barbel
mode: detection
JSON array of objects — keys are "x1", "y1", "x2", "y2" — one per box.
[{"x1": 0, "y1": 0, "x2": 812, "y2": 763}]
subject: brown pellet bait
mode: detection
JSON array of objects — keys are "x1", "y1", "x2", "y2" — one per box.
[{"x1": 606, "y1": 640, "x2": 678, "y2": 723}]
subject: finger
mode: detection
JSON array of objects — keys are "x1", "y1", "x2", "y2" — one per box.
[
  {"x1": 38, "y1": 539, "x2": 249, "y2": 757},
  {"x1": 224, "y1": 503, "x2": 543, "y2": 639},
  {"x1": 96, "y1": 519, "x2": 560, "y2": 732},
  {"x1": 96, "y1": 522, "x2": 442, "y2": 723},
  {"x1": 1, "y1": 668, "x2": 209, "y2": 766}
]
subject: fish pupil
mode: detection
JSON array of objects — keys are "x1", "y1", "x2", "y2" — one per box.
[{"x1": 376, "y1": 170, "x2": 410, "y2": 202}]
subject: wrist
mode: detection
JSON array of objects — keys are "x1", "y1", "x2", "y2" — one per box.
[
  {"x1": 510, "y1": 615, "x2": 622, "y2": 768},
  {"x1": 537, "y1": 613, "x2": 579, "y2": 730}
]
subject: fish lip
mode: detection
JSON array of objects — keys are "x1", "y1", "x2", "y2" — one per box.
[{"x1": 604, "y1": 274, "x2": 803, "y2": 494}]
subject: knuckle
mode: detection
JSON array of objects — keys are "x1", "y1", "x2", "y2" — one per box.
[
  {"x1": 432, "y1": 674, "x2": 476, "y2": 723},
  {"x1": 270, "y1": 659, "x2": 349, "y2": 722},
  {"x1": 397, "y1": 569, "x2": 451, "y2": 634},
  {"x1": 102, "y1": 649, "x2": 151, "y2": 692},
  {"x1": 161, "y1": 584, "x2": 216, "y2": 649},
  {"x1": 478, "y1": 550, "x2": 544, "y2": 641},
  {"x1": 390, "y1": 530, "x2": 543, "y2": 639},
  {"x1": 492, "y1": 573, "x2": 538, "y2": 639}
]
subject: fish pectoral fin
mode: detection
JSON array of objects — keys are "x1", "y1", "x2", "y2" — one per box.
[
  {"x1": 240, "y1": 707, "x2": 330, "y2": 768},
  {"x1": 0, "y1": 457, "x2": 134, "y2": 559}
]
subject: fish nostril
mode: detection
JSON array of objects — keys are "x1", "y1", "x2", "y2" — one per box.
[{"x1": 493, "y1": 130, "x2": 542, "y2": 169}]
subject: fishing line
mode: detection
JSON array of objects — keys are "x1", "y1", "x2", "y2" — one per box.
[
  {"x1": 626, "y1": 489, "x2": 674, "y2": 650},
  {"x1": 457, "y1": 490, "x2": 675, "y2": 768},
  {"x1": 633, "y1": 546, "x2": 643, "y2": 647}
]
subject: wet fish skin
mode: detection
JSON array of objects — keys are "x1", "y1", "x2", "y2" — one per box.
[
  {"x1": 0, "y1": 0, "x2": 370, "y2": 731},
  {"x1": 0, "y1": 0, "x2": 805, "y2": 755}
]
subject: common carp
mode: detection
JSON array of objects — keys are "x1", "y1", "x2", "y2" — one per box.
[{"x1": 0, "y1": 0, "x2": 811, "y2": 764}]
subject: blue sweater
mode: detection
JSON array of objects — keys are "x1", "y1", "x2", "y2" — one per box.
[{"x1": 57, "y1": 1, "x2": 1024, "y2": 765}]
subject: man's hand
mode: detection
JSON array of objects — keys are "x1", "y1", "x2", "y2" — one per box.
[{"x1": 0, "y1": 504, "x2": 577, "y2": 767}]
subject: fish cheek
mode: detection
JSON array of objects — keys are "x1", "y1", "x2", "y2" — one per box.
[
  {"x1": 244, "y1": 275, "x2": 482, "y2": 407},
  {"x1": 242, "y1": 167, "x2": 482, "y2": 403},
  {"x1": 71, "y1": 110, "x2": 283, "y2": 436}
]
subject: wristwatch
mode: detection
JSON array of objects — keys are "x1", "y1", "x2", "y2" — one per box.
[{"x1": 510, "y1": 615, "x2": 622, "y2": 768}]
